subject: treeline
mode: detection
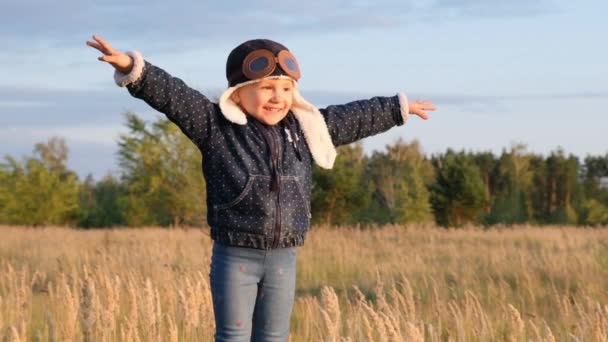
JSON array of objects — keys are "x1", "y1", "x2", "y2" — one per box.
[{"x1": 1, "y1": 113, "x2": 607, "y2": 228}]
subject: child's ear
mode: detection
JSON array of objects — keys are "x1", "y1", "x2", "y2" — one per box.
[{"x1": 231, "y1": 90, "x2": 241, "y2": 104}]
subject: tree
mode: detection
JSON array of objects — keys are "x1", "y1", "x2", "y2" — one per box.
[
  {"x1": 361, "y1": 139, "x2": 434, "y2": 224},
  {"x1": 117, "y1": 113, "x2": 207, "y2": 227},
  {"x1": 471, "y1": 151, "x2": 497, "y2": 216},
  {"x1": 0, "y1": 138, "x2": 80, "y2": 226},
  {"x1": 78, "y1": 174, "x2": 128, "y2": 228},
  {"x1": 581, "y1": 154, "x2": 608, "y2": 203},
  {"x1": 311, "y1": 143, "x2": 369, "y2": 225},
  {"x1": 580, "y1": 199, "x2": 608, "y2": 226},
  {"x1": 530, "y1": 149, "x2": 579, "y2": 224},
  {"x1": 578, "y1": 154, "x2": 608, "y2": 225},
  {"x1": 430, "y1": 151, "x2": 487, "y2": 227},
  {"x1": 582, "y1": 154, "x2": 608, "y2": 179},
  {"x1": 34, "y1": 137, "x2": 69, "y2": 175},
  {"x1": 486, "y1": 144, "x2": 534, "y2": 224}
]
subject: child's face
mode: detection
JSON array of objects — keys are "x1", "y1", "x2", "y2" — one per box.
[{"x1": 233, "y1": 78, "x2": 294, "y2": 125}]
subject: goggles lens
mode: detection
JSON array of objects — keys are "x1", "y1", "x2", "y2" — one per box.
[
  {"x1": 250, "y1": 57, "x2": 270, "y2": 72},
  {"x1": 242, "y1": 49, "x2": 301, "y2": 81},
  {"x1": 284, "y1": 58, "x2": 298, "y2": 71},
  {"x1": 277, "y1": 50, "x2": 301, "y2": 80}
]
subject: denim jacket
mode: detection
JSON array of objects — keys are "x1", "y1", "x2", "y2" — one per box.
[{"x1": 125, "y1": 61, "x2": 408, "y2": 249}]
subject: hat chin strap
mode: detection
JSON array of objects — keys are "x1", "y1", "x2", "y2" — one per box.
[{"x1": 218, "y1": 79, "x2": 336, "y2": 169}]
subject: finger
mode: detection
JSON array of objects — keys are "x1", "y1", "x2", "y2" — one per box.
[
  {"x1": 423, "y1": 104, "x2": 437, "y2": 111},
  {"x1": 98, "y1": 55, "x2": 120, "y2": 63},
  {"x1": 92, "y1": 35, "x2": 115, "y2": 54},
  {"x1": 88, "y1": 40, "x2": 113, "y2": 55},
  {"x1": 86, "y1": 40, "x2": 104, "y2": 53},
  {"x1": 416, "y1": 111, "x2": 429, "y2": 120}
]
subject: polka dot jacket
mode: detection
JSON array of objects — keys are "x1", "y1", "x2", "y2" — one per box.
[{"x1": 125, "y1": 61, "x2": 407, "y2": 250}]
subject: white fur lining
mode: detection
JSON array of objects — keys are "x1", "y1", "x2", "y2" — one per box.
[
  {"x1": 218, "y1": 79, "x2": 337, "y2": 169},
  {"x1": 398, "y1": 92, "x2": 409, "y2": 123},
  {"x1": 290, "y1": 88, "x2": 337, "y2": 169},
  {"x1": 114, "y1": 51, "x2": 145, "y2": 87}
]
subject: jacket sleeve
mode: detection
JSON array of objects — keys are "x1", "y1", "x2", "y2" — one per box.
[
  {"x1": 115, "y1": 51, "x2": 218, "y2": 148},
  {"x1": 320, "y1": 94, "x2": 409, "y2": 147}
]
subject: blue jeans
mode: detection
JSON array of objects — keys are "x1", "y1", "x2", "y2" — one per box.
[{"x1": 209, "y1": 242, "x2": 297, "y2": 342}]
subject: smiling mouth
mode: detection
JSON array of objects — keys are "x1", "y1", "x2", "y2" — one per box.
[{"x1": 263, "y1": 106, "x2": 284, "y2": 112}]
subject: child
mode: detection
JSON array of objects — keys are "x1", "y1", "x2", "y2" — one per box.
[{"x1": 87, "y1": 35, "x2": 435, "y2": 341}]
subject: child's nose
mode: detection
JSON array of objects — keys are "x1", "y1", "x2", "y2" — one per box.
[{"x1": 270, "y1": 90, "x2": 281, "y2": 101}]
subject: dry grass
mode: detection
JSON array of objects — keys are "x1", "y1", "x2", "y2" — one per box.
[{"x1": 0, "y1": 224, "x2": 607, "y2": 341}]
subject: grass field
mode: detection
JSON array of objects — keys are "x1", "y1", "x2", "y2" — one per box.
[{"x1": 1, "y1": 224, "x2": 607, "y2": 341}]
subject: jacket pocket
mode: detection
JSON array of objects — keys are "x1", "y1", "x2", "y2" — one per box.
[
  {"x1": 213, "y1": 175, "x2": 274, "y2": 234},
  {"x1": 215, "y1": 176, "x2": 255, "y2": 211}
]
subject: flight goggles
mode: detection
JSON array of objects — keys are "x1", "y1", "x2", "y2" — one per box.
[{"x1": 240, "y1": 49, "x2": 301, "y2": 82}]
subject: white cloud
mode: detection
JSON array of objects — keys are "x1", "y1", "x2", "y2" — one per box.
[{"x1": 0, "y1": 0, "x2": 554, "y2": 51}]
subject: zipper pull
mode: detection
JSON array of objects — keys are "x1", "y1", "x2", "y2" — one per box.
[
  {"x1": 285, "y1": 127, "x2": 302, "y2": 161},
  {"x1": 284, "y1": 127, "x2": 293, "y2": 143}
]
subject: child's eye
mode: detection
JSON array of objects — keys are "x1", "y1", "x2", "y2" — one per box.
[{"x1": 283, "y1": 87, "x2": 292, "y2": 92}]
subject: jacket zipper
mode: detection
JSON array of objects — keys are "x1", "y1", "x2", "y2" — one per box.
[{"x1": 269, "y1": 126, "x2": 282, "y2": 249}]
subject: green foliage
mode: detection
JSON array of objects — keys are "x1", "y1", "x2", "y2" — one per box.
[
  {"x1": 580, "y1": 154, "x2": 608, "y2": 213},
  {"x1": 117, "y1": 113, "x2": 207, "y2": 227},
  {"x1": 312, "y1": 143, "x2": 370, "y2": 225},
  {"x1": 78, "y1": 174, "x2": 128, "y2": 228},
  {"x1": 471, "y1": 151, "x2": 497, "y2": 217},
  {"x1": 530, "y1": 149, "x2": 580, "y2": 224},
  {"x1": 0, "y1": 138, "x2": 80, "y2": 225},
  {"x1": 485, "y1": 144, "x2": 534, "y2": 225},
  {"x1": 361, "y1": 139, "x2": 434, "y2": 224},
  {"x1": 2, "y1": 116, "x2": 608, "y2": 229},
  {"x1": 580, "y1": 199, "x2": 608, "y2": 226},
  {"x1": 582, "y1": 154, "x2": 608, "y2": 179},
  {"x1": 430, "y1": 150, "x2": 487, "y2": 227}
]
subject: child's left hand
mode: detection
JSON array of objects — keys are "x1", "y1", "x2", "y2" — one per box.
[{"x1": 409, "y1": 100, "x2": 436, "y2": 120}]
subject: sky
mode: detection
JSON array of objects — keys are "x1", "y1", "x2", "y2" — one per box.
[{"x1": 1, "y1": 0, "x2": 607, "y2": 180}]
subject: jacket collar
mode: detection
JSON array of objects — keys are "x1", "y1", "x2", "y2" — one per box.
[{"x1": 218, "y1": 78, "x2": 336, "y2": 169}]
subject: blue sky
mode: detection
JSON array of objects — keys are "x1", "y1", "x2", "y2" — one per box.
[{"x1": 1, "y1": 0, "x2": 607, "y2": 179}]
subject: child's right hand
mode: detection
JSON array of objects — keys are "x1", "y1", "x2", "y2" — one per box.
[
  {"x1": 86, "y1": 35, "x2": 133, "y2": 74},
  {"x1": 409, "y1": 100, "x2": 436, "y2": 120}
]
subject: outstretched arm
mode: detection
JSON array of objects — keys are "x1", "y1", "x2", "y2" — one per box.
[
  {"x1": 321, "y1": 93, "x2": 436, "y2": 147},
  {"x1": 87, "y1": 35, "x2": 218, "y2": 147}
]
